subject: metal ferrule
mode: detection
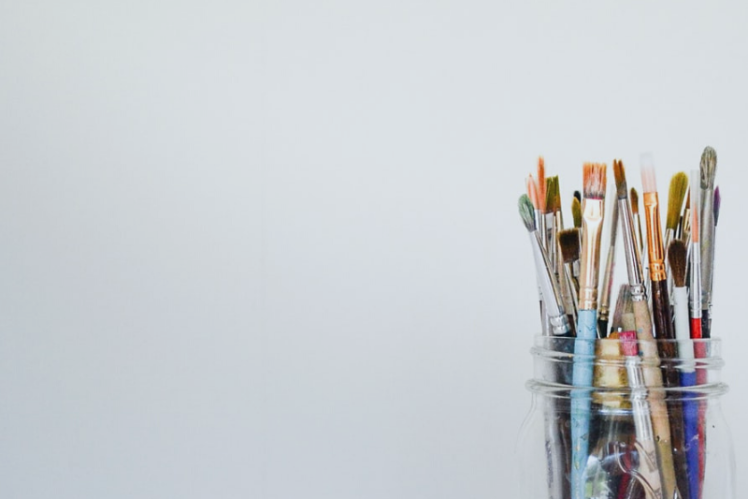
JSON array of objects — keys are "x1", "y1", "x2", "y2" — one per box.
[
  {"x1": 680, "y1": 207, "x2": 691, "y2": 242},
  {"x1": 548, "y1": 313, "x2": 571, "y2": 336},
  {"x1": 625, "y1": 356, "x2": 654, "y2": 442},
  {"x1": 618, "y1": 197, "x2": 644, "y2": 286},
  {"x1": 579, "y1": 199, "x2": 604, "y2": 311},
  {"x1": 545, "y1": 212, "x2": 557, "y2": 273},
  {"x1": 630, "y1": 283, "x2": 648, "y2": 302},
  {"x1": 690, "y1": 243, "x2": 702, "y2": 317},
  {"x1": 701, "y1": 188, "x2": 715, "y2": 307},
  {"x1": 643, "y1": 192, "x2": 667, "y2": 282},
  {"x1": 598, "y1": 199, "x2": 618, "y2": 322},
  {"x1": 529, "y1": 231, "x2": 565, "y2": 319},
  {"x1": 535, "y1": 209, "x2": 545, "y2": 249}
]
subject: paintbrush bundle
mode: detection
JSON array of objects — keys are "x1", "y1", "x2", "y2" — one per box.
[{"x1": 517, "y1": 149, "x2": 729, "y2": 499}]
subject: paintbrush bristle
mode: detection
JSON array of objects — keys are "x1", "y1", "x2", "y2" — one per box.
[
  {"x1": 666, "y1": 172, "x2": 689, "y2": 230},
  {"x1": 640, "y1": 154, "x2": 657, "y2": 193},
  {"x1": 553, "y1": 177, "x2": 562, "y2": 214},
  {"x1": 714, "y1": 185, "x2": 721, "y2": 225},
  {"x1": 583, "y1": 163, "x2": 607, "y2": 199},
  {"x1": 571, "y1": 197, "x2": 582, "y2": 228},
  {"x1": 527, "y1": 175, "x2": 539, "y2": 209},
  {"x1": 558, "y1": 228, "x2": 581, "y2": 263},
  {"x1": 612, "y1": 159, "x2": 627, "y2": 199},
  {"x1": 630, "y1": 188, "x2": 639, "y2": 215},
  {"x1": 574, "y1": 190, "x2": 581, "y2": 202},
  {"x1": 700, "y1": 146, "x2": 717, "y2": 189},
  {"x1": 537, "y1": 157, "x2": 546, "y2": 212},
  {"x1": 668, "y1": 239, "x2": 688, "y2": 288},
  {"x1": 518, "y1": 194, "x2": 536, "y2": 231},
  {"x1": 545, "y1": 176, "x2": 560, "y2": 214}
]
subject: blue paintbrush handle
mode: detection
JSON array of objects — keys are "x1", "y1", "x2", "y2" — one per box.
[
  {"x1": 681, "y1": 370, "x2": 700, "y2": 499},
  {"x1": 571, "y1": 309, "x2": 597, "y2": 499}
]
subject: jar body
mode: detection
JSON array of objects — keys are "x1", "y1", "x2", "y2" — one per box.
[{"x1": 516, "y1": 336, "x2": 735, "y2": 499}]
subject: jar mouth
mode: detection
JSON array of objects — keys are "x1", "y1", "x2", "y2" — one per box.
[{"x1": 528, "y1": 335, "x2": 726, "y2": 398}]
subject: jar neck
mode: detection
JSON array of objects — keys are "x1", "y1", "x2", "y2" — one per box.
[{"x1": 527, "y1": 335, "x2": 727, "y2": 400}]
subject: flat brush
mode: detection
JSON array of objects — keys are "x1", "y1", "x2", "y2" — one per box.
[
  {"x1": 559, "y1": 228, "x2": 580, "y2": 324},
  {"x1": 571, "y1": 162, "x2": 606, "y2": 499},
  {"x1": 519, "y1": 194, "x2": 572, "y2": 337},
  {"x1": 666, "y1": 172, "x2": 689, "y2": 251},
  {"x1": 598, "y1": 178, "x2": 619, "y2": 337},
  {"x1": 641, "y1": 154, "x2": 689, "y2": 499},
  {"x1": 670, "y1": 239, "x2": 701, "y2": 499},
  {"x1": 700, "y1": 147, "x2": 717, "y2": 338}
]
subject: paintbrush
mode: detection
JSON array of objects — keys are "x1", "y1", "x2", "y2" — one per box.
[
  {"x1": 519, "y1": 194, "x2": 572, "y2": 337},
  {"x1": 669, "y1": 239, "x2": 701, "y2": 499},
  {"x1": 620, "y1": 327, "x2": 664, "y2": 499},
  {"x1": 641, "y1": 153, "x2": 690, "y2": 499},
  {"x1": 545, "y1": 176, "x2": 560, "y2": 274},
  {"x1": 666, "y1": 173, "x2": 688, "y2": 296},
  {"x1": 700, "y1": 147, "x2": 717, "y2": 338},
  {"x1": 571, "y1": 162, "x2": 606, "y2": 499},
  {"x1": 614, "y1": 159, "x2": 679, "y2": 496},
  {"x1": 689, "y1": 169, "x2": 707, "y2": 499},
  {"x1": 598, "y1": 178, "x2": 619, "y2": 337},
  {"x1": 537, "y1": 157, "x2": 547, "y2": 249},
  {"x1": 630, "y1": 187, "x2": 645, "y2": 256},
  {"x1": 519, "y1": 193, "x2": 573, "y2": 499},
  {"x1": 571, "y1": 196, "x2": 582, "y2": 230},
  {"x1": 528, "y1": 177, "x2": 549, "y2": 335}
]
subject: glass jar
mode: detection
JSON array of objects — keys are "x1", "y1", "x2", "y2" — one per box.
[{"x1": 517, "y1": 336, "x2": 735, "y2": 499}]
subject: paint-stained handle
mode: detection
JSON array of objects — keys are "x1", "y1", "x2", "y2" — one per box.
[{"x1": 571, "y1": 309, "x2": 596, "y2": 499}]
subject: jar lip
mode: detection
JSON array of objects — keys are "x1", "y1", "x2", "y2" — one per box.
[{"x1": 526, "y1": 379, "x2": 730, "y2": 399}]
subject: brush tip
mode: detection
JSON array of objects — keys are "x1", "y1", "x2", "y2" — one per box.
[
  {"x1": 571, "y1": 197, "x2": 582, "y2": 228},
  {"x1": 545, "y1": 176, "x2": 560, "y2": 213},
  {"x1": 518, "y1": 194, "x2": 536, "y2": 231},
  {"x1": 558, "y1": 228, "x2": 580, "y2": 262},
  {"x1": 666, "y1": 172, "x2": 689, "y2": 230},
  {"x1": 612, "y1": 159, "x2": 627, "y2": 198},
  {"x1": 573, "y1": 190, "x2": 581, "y2": 202},
  {"x1": 668, "y1": 239, "x2": 688, "y2": 287},
  {"x1": 583, "y1": 163, "x2": 607, "y2": 199},
  {"x1": 640, "y1": 154, "x2": 657, "y2": 192},
  {"x1": 700, "y1": 146, "x2": 717, "y2": 188},
  {"x1": 630, "y1": 188, "x2": 639, "y2": 214}
]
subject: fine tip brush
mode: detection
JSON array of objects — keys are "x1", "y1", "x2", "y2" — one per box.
[
  {"x1": 545, "y1": 176, "x2": 560, "y2": 274},
  {"x1": 700, "y1": 146, "x2": 718, "y2": 338},
  {"x1": 536, "y1": 158, "x2": 547, "y2": 250},
  {"x1": 571, "y1": 162, "x2": 606, "y2": 499},
  {"x1": 630, "y1": 187, "x2": 644, "y2": 254},
  {"x1": 518, "y1": 194, "x2": 571, "y2": 337},
  {"x1": 597, "y1": 166, "x2": 620, "y2": 337},
  {"x1": 573, "y1": 190, "x2": 581, "y2": 203}
]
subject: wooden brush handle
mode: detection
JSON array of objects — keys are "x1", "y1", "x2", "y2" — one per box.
[{"x1": 651, "y1": 279, "x2": 690, "y2": 499}]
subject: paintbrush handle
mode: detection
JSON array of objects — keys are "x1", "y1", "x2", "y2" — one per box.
[
  {"x1": 681, "y1": 369, "x2": 701, "y2": 499},
  {"x1": 632, "y1": 298, "x2": 679, "y2": 499},
  {"x1": 701, "y1": 308, "x2": 711, "y2": 339},
  {"x1": 651, "y1": 281, "x2": 690, "y2": 499},
  {"x1": 571, "y1": 309, "x2": 596, "y2": 499}
]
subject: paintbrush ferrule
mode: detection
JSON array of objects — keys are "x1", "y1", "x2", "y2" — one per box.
[
  {"x1": 618, "y1": 197, "x2": 645, "y2": 286},
  {"x1": 643, "y1": 192, "x2": 667, "y2": 282},
  {"x1": 701, "y1": 188, "x2": 715, "y2": 306},
  {"x1": 690, "y1": 244, "x2": 702, "y2": 315},
  {"x1": 579, "y1": 199, "x2": 604, "y2": 311}
]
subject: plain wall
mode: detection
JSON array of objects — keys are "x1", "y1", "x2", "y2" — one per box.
[{"x1": 1, "y1": 1, "x2": 746, "y2": 498}]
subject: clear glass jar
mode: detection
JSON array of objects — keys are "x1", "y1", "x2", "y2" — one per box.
[{"x1": 517, "y1": 336, "x2": 735, "y2": 499}]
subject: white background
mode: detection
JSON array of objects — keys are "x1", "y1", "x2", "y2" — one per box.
[{"x1": 1, "y1": 1, "x2": 747, "y2": 498}]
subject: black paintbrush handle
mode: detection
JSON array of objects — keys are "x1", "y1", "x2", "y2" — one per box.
[
  {"x1": 651, "y1": 279, "x2": 691, "y2": 499},
  {"x1": 701, "y1": 308, "x2": 711, "y2": 339}
]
